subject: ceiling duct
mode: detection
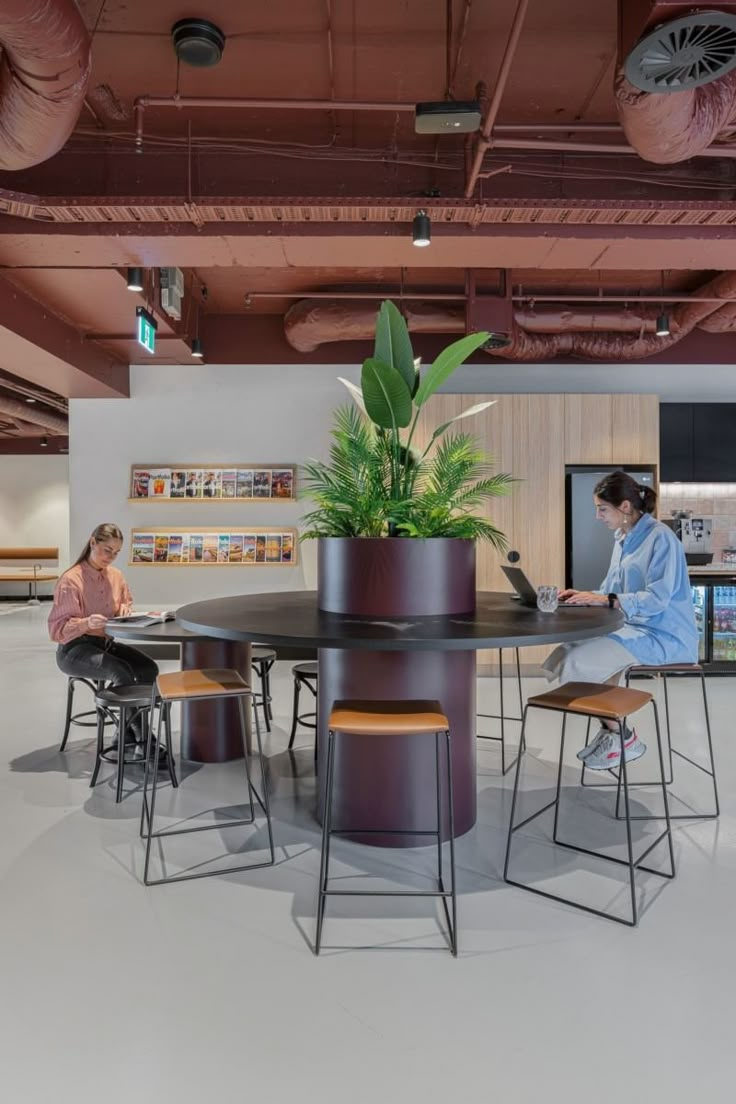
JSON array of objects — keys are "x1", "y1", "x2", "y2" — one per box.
[
  {"x1": 617, "y1": 2, "x2": 736, "y2": 162},
  {"x1": 0, "y1": 0, "x2": 91, "y2": 171},
  {"x1": 0, "y1": 395, "x2": 68, "y2": 434},
  {"x1": 283, "y1": 271, "x2": 736, "y2": 361}
]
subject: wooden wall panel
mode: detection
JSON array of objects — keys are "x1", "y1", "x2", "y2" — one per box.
[
  {"x1": 564, "y1": 395, "x2": 613, "y2": 463},
  {"x1": 611, "y1": 395, "x2": 659, "y2": 466}
]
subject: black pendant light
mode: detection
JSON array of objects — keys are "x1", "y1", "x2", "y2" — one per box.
[{"x1": 412, "y1": 210, "x2": 431, "y2": 247}]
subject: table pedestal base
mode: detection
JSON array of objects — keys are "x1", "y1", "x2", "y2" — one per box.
[
  {"x1": 180, "y1": 640, "x2": 252, "y2": 762},
  {"x1": 317, "y1": 647, "x2": 476, "y2": 846}
]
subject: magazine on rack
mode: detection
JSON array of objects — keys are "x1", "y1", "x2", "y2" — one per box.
[{"x1": 107, "y1": 611, "x2": 176, "y2": 627}]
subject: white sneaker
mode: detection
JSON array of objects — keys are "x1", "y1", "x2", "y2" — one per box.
[
  {"x1": 576, "y1": 726, "x2": 610, "y2": 762},
  {"x1": 584, "y1": 728, "x2": 647, "y2": 771}
]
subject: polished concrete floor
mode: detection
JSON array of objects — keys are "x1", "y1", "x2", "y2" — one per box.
[{"x1": 0, "y1": 604, "x2": 732, "y2": 1103}]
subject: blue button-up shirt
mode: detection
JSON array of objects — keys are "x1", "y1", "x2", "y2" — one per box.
[{"x1": 598, "y1": 512, "x2": 698, "y2": 666}]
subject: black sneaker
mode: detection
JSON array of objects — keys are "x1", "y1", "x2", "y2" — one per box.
[{"x1": 134, "y1": 742, "x2": 169, "y2": 767}]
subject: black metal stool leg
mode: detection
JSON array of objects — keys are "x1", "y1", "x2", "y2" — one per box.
[
  {"x1": 698, "y1": 669, "x2": 720, "y2": 816},
  {"x1": 552, "y1": 713, "x2": 568, "y2": 843},
  {"x1": 259, "y1": 663, "x2": 271, "y2": 732},
  {"x1": 315, "y1": 729, "x2": 336, "y2": 954},
  {"x1": 444, "y1": 728, "x2": 458, "y2": 956},
  {"x1": 288, "y1": 675, "x2": 301, "y2": 749},
  {"x1": 617, "y1": 719, "x2": 638, "y2": 926},
  {"x1": 143, "y1": 703, "x2": 165, "y2": 884},
  {"x1": 498, "y1": 648, "x2": 507, "y2": 773},
  {"x1": 652, "y1": 700, "x2": 676, "y2": 878},
  {"x1": 163, "y1": 702, "x2": 178, "y2": 789},
  {"x1": 60, "y1": 679, "x2": 75, "y2": 751},
  {"x1": 249, "y1": 694, "x2": 275, "y2": 864},
  {"x1": 115, "y1": 706, "x2": 128, "y2": 804},
  {"x1": 90, "y1": 705, "x2": 105, "y2": 787},
  {"x1": 264, "y1": 660, "x2": 275, "y2": 723},
  {"x1": 237, "y1": 697, "x2": 256, "y2": 825},
  {"x1": 435, "y1": 730, "x2": 443, "y2": 891},
  {"x1": 515, "y1": 648, "x2": 525, "y2": 753}
]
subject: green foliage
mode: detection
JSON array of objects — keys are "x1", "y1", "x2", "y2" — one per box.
[{"x1": 301, "y1": 300, "x2": 514, "y2": 545}]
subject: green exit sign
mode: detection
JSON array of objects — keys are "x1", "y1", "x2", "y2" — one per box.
[{"x1": 136, "y1": 306, "x2": 157, "y2": 354}]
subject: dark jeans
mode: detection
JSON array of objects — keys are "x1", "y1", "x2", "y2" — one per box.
[{"x1": 57, "y1": 635, "x2": 159, "y2": 742}]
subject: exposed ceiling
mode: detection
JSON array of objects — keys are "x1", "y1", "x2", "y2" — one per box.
[{"x1": 2, "y1": 0, "x2": 736, "y2": 441}]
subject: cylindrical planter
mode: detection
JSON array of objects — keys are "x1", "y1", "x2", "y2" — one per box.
[{"x1": 317, "y1": 537, "x2": 477, "y2": 845}]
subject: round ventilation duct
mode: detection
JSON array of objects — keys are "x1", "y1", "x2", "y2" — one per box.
[
  {"x1": 171, "y1": 19, "x2": 226, "y2": 68},
  {"x1": 624, "y1": 12, "x2": 736, "y2": 92}
]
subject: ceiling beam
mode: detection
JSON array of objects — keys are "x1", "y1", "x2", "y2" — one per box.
[{"x1": 0, "y1": 274, "x2": 129, "y2": 398}]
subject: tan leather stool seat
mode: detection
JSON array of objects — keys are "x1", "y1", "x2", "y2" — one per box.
[
  {"x1": 527, "y1": 682, "x2": 652, "y2": 721},
  {"x1": 156, "y1": 668, "x2": 250, "y2": 702},
  {"x1": 329, "y1": 700, "x2": 449, "y2": 736}
]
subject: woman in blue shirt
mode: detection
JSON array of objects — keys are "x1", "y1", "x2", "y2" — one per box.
[{"x1": 543, "y1": 471, "x2": 698, "y2": 771}]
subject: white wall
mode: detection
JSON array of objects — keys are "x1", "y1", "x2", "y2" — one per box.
[
  {"x1": 69, "y1": 364, "x2": 360, "y2": 606},
  {"x1": 0, "y1": 455, "x2": 69, "y2": 598}
]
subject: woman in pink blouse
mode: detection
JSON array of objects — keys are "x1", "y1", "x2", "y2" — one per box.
[{"x1": 49, "y1": 523, "x2": 159, "y2": 755}]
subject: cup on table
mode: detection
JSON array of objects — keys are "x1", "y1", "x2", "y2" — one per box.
[{"x1": 536, "y1": 585, "x2": 559, "y2": 613}]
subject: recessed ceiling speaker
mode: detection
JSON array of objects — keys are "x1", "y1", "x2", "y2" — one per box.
[
  {"x1": 414, "y1": 101, "x2": 481, "y2": 134},
  {"x1": 171, "y1": 19, "x2": 226, "y2": 68},
  {"x1": 625, "y1": 12, "x2": 736, "y2": 92}
]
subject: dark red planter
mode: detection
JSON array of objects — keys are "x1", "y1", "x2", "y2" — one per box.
[
  {"x1": 317, "y1": 537, "x2": 477, "y2": 845},
  {"x1": 318, "y1": 537, "x2": 476, "y2": 616}
]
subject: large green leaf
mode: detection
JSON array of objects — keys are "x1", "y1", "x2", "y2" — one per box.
[
  {"x1": 373, "y1": 301, "x2": 416, "y2": 395},
  {"x1": 414, "y1": 331, "x2": 490, "y2": 408},
  {"x1": 361, "y1": 357, "x2": 412, "y2": 429}
]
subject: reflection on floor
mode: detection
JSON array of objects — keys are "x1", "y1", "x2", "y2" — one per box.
[{"x1": 0, "y1": 605, "x2": 732, "y2": 1103}]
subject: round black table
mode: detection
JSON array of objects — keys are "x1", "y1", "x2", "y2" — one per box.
[
  {"x1": 105, "y1": 619, "x2": 252, "y2": 762},
  {"x1": 178, "y1": 591, "x2": 622, "y2": 843}
]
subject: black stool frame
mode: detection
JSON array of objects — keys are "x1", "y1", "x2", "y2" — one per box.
[
  {"x1": 60, "y1": 677, "x2": 111, "y2": 751},
  {"x1": 288, "y1": 664, "x2": 318, "y2": 751},
  {"x1": 504, "y1": 699, "x2": 675, "y2": 927},
  {"x1": 315, "y1": 725, "x2": 457, "y2": 955},
  {"x1": 140, "y1": 686, "x2": 275, "y2": 886},
  {"x1": 92, "y1": 689, "x2": 177, "y2": 804},
  {"x1": 251, "y1": 649, "x2": 276, "y2": 732},
  {"x1": 477, "y1": 647, "x2": 524, "y2": 774},
  {"x1": 580, "y1": 666, "x2": 719, "y2": 820}
]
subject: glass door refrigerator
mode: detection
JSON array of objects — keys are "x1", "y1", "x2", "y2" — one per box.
[
  {"x1": 711, "y1": 585, "x2": 736, "y2": 664},
  {"x1": 691, "y1": 585, "x2": 708, "y2": 663}
]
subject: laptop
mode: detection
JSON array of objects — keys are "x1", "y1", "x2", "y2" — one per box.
[{"x1": 501, "y1": 565, "x2": 538, "y2": 608}]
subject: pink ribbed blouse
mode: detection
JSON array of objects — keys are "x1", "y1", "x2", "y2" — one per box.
[{"x1": 48, "y1": 560, "x2": 133, "y2": 645}]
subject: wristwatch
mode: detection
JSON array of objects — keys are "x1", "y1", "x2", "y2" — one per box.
[{"x1": 607, "y1": 593, "x2": 618, "y2": 609}]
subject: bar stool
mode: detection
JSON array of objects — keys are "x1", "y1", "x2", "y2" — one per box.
[
  {"x1": 477, "y1": 647, "x2": 524, "y2": 774},
  {"x1": 251, "y1": 645, "x2": 277, "y2": 731},
  {"x1": 504, "y1": 681, "x2": 675, "y2": 927},
  {"x1": 60, "y1": 676, "x2": 110, "y2": 751},
  {"x1": 288, "y1": 661, "x2": 318, "y2": 751},
  {"x1": 92, "y1": 684, "x2": 177, "y2": 803},
  {"x1": 141, "y1": 668, "x2": 274, "y2": 886},
  {"x1": 316, "y1": 700, "x2": 457, "y2": 956},
  {"x1": 581, "y1": 663, "x2": 719, "y2": 820}
]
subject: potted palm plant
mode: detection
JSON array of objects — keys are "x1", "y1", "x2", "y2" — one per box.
[{"x1": 301, "y1": 300, "x2": 513, "y2": 616}]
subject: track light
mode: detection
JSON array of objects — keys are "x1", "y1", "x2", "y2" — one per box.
[
  {"x1": 656, "y1": 312, "x2": 670, "y2": 337},
  {"x1": 40, "y1": 436, "x2": 48, "y2": 448},
  {"x1": 191, "y1": 337, "x2": 204, "y2": 358},
  {"x1": 127, "y1": 267, "x2": 144, "y2": 292},
  {"x1": 412, "y1": 210, "x2": 431, "y2": 247}
]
